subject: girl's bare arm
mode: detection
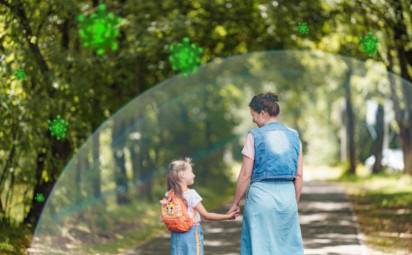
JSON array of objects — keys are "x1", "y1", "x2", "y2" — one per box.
[{"x1": 194, "y1": 202, "x2": 238, "y2": 221}]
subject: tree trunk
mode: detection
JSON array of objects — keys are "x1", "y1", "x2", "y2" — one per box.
[
  {"x1": 112, "y1": 121, "x2": 129, "y2": 204},
  {"x1": 4, "y1": 167, "x2": 16, "y2": 219},
  {"x1": 1, "y1": 0, "x2": 53, "y2": 93},
  {"x1": 0, "y1": 122, "x2": 18, "y2": 221},
  {"x1": 394, "y1": 0, "x2": 412, "y2": 175},
  {"x1": 343, "y1": 68, "x2": 356, "y2": 174},
  {"x1": 129, "y1": 144, "x2": 141, "y2": 193},
  {"x1": 139, "y1": 140, "x2": 153, "y2": 201},
  {"x1": 387, "y1": 0, "x2": 412, "y2": 174},
  {"x1": 113, "y1": 148, "x2": 129, "y2": 204},
  {"x1": 92, "y1": 134, "x2": 101, "y2": 199},
  {"x1": 75, "y1": 154, "x2": 83, "y2": 205},
  {"x1": 2, "y1": 0, "x2": 73, "y2": 226},
  {"x1": 387, "y1": 54, "x2": 412, "y2": 175},
  {"x1": 23, "y1": 149, "x2": 52, "y2": 226},
  {"x1": 24, "y1": 131, "x2": 71, "y2": 226},
  {"x1": 372, "y1": 103, "x2": 384, "y2": 174},
  {"x1": 340, "y1": 106, "x2": 347, "y2": 162}
]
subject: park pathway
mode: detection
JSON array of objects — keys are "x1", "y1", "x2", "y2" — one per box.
[{"x1": 126, "y1": 180, "x2": 370, "y2": 255}]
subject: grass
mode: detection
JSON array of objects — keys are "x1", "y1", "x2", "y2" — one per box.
[
  {"x1": 324, "y1": 164, "x2": 412, "y2": 254},
  {"x1": 0, "y1": 223, "x2": 32, "y2": 255},
  {"x1": 79, "y1": 201, "x2": 166, "y2": 254}
]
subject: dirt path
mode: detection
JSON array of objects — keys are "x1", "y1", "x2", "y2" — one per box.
[{"x1": 127, "y1": 180, "x2": 369, "y2": 255}]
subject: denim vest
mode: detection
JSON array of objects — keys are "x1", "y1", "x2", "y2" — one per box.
[{"x1": 250, "y1": 121, "x2": 300, "y2": 183}]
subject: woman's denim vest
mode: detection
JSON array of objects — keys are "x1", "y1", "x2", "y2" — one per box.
[{"x1": 250, "y1": 121, "x2": 300, "y2": 183}]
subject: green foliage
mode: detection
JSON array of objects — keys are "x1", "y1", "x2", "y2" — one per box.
[
  {"x1": 0, "y1": 242, "x2": 14, "y2": 253},
  {"x1": 0, "y1": 0, "x2": 411, "y2": 253},
  {"x1": 0, "y1": 223, "x2": 31, "y2": 255}
]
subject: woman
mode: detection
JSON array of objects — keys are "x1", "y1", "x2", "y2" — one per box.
[{"x1": 227, "y1": 92, "x2": 304, "y2": 255}]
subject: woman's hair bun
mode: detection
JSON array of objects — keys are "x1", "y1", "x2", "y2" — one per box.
[
  {"x1": 248, "y1": 91, "x2": 280, "y2": 117},
  {"x1": 265, "y1": 92, "x2": 279, "y2": 102}
]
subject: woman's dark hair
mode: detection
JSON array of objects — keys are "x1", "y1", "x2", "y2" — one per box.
[{"x1": 248, "y1": 92, "x2": 280, "y2": 116}]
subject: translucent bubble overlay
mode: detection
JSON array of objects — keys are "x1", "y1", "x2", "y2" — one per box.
[{"x1": 29, "y1": 50, "x2": 411, "y2": 254}]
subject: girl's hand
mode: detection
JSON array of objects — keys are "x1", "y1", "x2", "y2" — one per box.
[{"x1": 227, "y1": 208, "x2": 240, "y2": 220}]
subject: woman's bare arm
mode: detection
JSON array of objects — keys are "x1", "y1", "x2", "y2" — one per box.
[
  {"x1": 294, "y1": 142, "x2": 303, "y2": 203},
  {"x1": 231, "y1": 155, "x2": 254, "y2": 208}
]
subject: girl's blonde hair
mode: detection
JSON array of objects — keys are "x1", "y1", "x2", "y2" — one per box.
[{"x1": 167, "y1": 157, "x2": 193, "y2": 202}]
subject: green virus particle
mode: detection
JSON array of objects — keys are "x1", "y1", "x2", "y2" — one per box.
[
  {"x1": 35, "y1": 193, "x2": 45, "y2": 203},
  {"x1": 360, "y1": 32, "x2": 379, "y2": 56},
  {"x1": 48, "y1": 115, "x2": 69, "y2": 140},
  {"x1": 15, "y1": 68, "x2": 27, "y2": 80},
  {"x1": 297, "y1": 22, "x2": 309, "y2": 35},
  {"x1": 77, "y1": 3, "x2": 122, "y2": 56},
  {"x1": 168, "y1": 37, "x2": 204, "y2": 77}
]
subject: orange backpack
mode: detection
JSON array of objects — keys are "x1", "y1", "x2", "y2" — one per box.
[{"x1": 160, "y1": 190, "x2": 194, "y2": 232}]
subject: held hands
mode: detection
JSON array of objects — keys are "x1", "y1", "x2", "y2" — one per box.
[
  {"x1": 226, "y1": 209, "x2": 240, "y2": 220},
  {"x1": 226, "y1": 203, "x2": 241, "y2": 220}
]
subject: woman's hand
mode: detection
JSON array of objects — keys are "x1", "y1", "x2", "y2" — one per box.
[
  {"x1": 226, "y1": 207, "x2": 240, "y2": 220},
  {"x1": 227, "y1": 203, "x2": 240, "y2": 216}
]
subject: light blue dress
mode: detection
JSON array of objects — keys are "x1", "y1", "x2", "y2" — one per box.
[{"x1": 240, "y1": 180, "x2": 304, "y2": 255}]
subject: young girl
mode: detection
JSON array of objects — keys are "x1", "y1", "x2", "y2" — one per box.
[{"x1": 165, "y1": 157, "x2": 239, "y2": 255}]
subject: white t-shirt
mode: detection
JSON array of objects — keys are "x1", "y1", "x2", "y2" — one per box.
[{"x1": 165, "y1": 189, "x2": 203, "y2": 224}]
